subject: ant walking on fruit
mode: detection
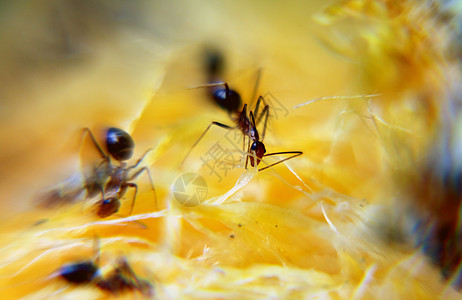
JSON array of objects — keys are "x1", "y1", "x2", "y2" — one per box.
[
  {"x1": 181, "y1": 80, "x2": 302, "y2": 171},
  {"x1": 180, "y1": 49, "x2": 302, "y2": 171},
  {"x1": 82, "y1": 127, "x2": 157, "y2": 218}
]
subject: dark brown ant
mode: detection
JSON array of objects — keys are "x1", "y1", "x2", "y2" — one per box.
[
  {"x1": 58, "y1": 242, "x2": 152, "y2": 296},
  {"x1": 209, "y1": 82, "x2": 243, "y2": 116},
  {"x1": 95, "y1": 258, "x2": 152, "y2": 296},
  {"x1": 182, "y1": 83, "x2": 302, "y2": 171},
  {"x1": 82, "y1": 127, "x2": 157, "y2": 218},
  {"x1": 245, "y1": 109, "x2": 302, "y2": 171},
  {"x1": 60, "y1": 261, "x2": 99, "y2": 284},
  {"x1": 186, "y1": 53, "x2": 302, "y2": 170}
]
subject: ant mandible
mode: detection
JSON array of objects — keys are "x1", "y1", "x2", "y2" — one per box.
[{"x1": 82, "y1": 127, "x2": 157, "y2": 218}]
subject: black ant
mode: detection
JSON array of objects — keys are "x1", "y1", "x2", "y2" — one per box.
[
  {"x1": 183, "y1": 51, "x2": 302, "y2": 170},
  {"x1": 182, "y1": 82, "x2": 302, "y2": 171},
  {"x1": 82, "y1": 127, "x2": 156, "y2": 218},
  {"x1": 95, "y1": 258, "x2": 152, "y2": 296},
  {"x1": 245, "y1": 106, "x2": 302, "y2": 171},
  {"x1": 58, "y1": 241, "x2": 152, "y2": 296}
]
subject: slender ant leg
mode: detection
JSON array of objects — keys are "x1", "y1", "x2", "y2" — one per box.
[
  {"x1": 81, "y1": 128, "x2": 112, "y2": 199},
  {"x1": 126, "y1": 166, "x2": 157, "y2": 212},
  {"x1": 249, "y1": 68, "x2": 262, "y2": 109},
  {"x1": 126, "y1": 148, "x2": 153, "y2": 170},
  {"x1": 180, "y1": 121, "x2": 234, "y2": 168},
  {"x1": 81, "y1": 128, "x2": 111, "y2": 165}
]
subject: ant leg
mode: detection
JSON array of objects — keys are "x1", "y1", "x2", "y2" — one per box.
[
  {"x1": 242, "y1": 131, "x2": 247, "y2": 167},
  {"x1": 115, "y1": 259, "x2": 152, "y2": 295},
  {"x1": 258, "y1": 151, "x2": 303, "y2": 171},
  {"x1": 81, "y1": 128, "x2": 111, "y2": 188},
  {"x1": 124, "y1": 182, "x2": 138, "y2": 215},
  {"x1": 116, "y1": 259, "x2": 140, "y2": 285},
  {"x1": 127, "y1": 148, "x2": 154, "y2": 171},
  {"x1": 253, "y1": 95, "x2": 268, "y2": 122},
  {"x1": 244, "y1": 136, "x2": 252, "y2": 169},
  {"x1": 249, "y1": 68, "x2": 262, "y2": 108},
  {"x1": 81, "y1": 128, "x2": 109, "y2": 161},
  {"x1": 191, "y1": 82, "x2": 230, "y2": 94},
  {"x1": 256, "y1": 104, "x2": 270, "y2": 141},
  {"x1": 192, "y1": 82, "x2": 234, "y2": 105},
  {"x1": 127, "y1": 166, "x2": 157, "y2": 210},
  {"x1": 180, "y1": 121, "x2": 233, "y2": 168}
]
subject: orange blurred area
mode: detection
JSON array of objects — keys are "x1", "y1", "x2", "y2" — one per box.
[{"x1": 0, "y1": 0, "x2": 461, "y2": 298}]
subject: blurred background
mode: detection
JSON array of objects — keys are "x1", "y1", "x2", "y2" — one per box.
[
  {"x1": 1, "y1": 0, "x2": 462, "y2": 298},
  {"x1": 0, "y1": 0, "x2": 352, "y2": 215}
]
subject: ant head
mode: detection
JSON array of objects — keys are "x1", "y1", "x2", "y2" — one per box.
[
  {"x1": 249, "y1": 141, "x2": 266, "y2": 167},
  {"x1": 106, "y1": 128, "x2": 135, "y2": 162},
  {"x1": 98, "y1": 198, "x2": 121, "y2": 218},
  {"x1": 213, "y1": 88, "x2": 242, "y2": 115},
  {"x1": 59, "y1": 261, "x2": 99, "y2": 284}
]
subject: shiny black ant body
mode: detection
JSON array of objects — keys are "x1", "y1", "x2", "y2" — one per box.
[
  {"x1": 60, "y1": 261, "x2": 98, "y2": 284},
  {"x1": 82, "y1": 127, "x2": 156, "y2": 218},
  {"x1": 208, "y1": 82, "x2": 243, "y2": 116},
  {"x1": 59, "y1": 253, "x2": 152, "y2": 296},
  {"x1": 183, "y1": 82, "x2": 302, "y2": 171},
  {"x1": 182, "y1": 49, "x2": 302, "y2": 170}
]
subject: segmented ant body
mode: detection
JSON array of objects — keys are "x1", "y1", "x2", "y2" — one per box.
[
  {"x1": 59, "y1": 256, "x2": 152, "y2": 296},
  {"x1": 183, "y1": 50, "x2": 302, "y2": 170},
  {"x1": 183, "y1": 82, "x2": 302, "y2": 171},
  {"x1": 82, "y1": 127, "x2": 156, "y2": 218}
]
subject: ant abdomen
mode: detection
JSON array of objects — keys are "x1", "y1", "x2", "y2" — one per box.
[
  {"x1": 212, "y1": 87, "x2": 242, "y2": 114},
  {"x1": 106, "y1": 127, "x2": 135, "y2": 161},
  {"x1": 59, "y1": 261, "x2": 99, "y2": 284},
  {"x1": 97, "y1": 198, "x2": 121, "y2": 218}
]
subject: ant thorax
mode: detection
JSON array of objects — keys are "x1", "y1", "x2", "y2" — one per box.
[{"x1": 81, "y1": 127, "x2": 157, "y2": 218}]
